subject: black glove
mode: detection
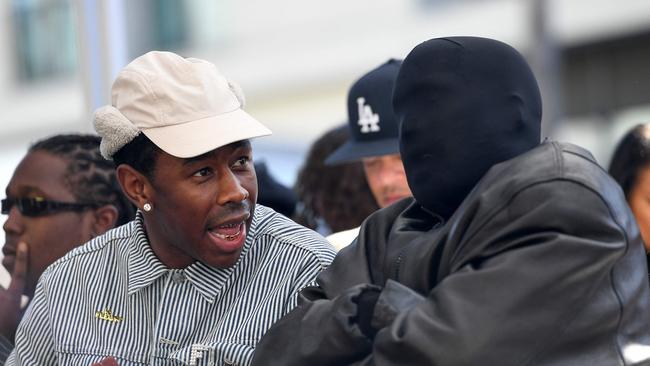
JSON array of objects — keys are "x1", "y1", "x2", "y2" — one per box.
[{"x1": 355, "y1": 287, "x2": 382, "y2": 339}]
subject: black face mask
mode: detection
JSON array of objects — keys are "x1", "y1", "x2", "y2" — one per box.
[{"x1": 393, "y1": 37, "x2": 542, "y2": 220}]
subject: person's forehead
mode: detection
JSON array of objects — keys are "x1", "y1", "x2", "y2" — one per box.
[
  {"x1": 180, "y1": 140, "x2": 251, "y2": 164},
  {"x1": 6, "y1": 150, "x2": 74, "y2": 199},
  {"x1": 152, "y1": 140, "x2": 252, "y2": 169},
  {"x1": 634, "y1": 165, "x2": 650, "y2": 188},
  {"x1": 362, "y1": 153, "x2": 402, "y2": 164}
]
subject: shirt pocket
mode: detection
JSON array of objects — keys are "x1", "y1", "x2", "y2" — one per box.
[{"x1": 172, "y1": 341, "x2": 255, "y2": 366}]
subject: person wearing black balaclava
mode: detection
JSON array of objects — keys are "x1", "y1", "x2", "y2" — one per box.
[
  {"x1": 396, "y1": 36, "x2": 541, "y2": 221},
  {"x1": 251, "y1": 37, "x2": 650, "y2": 366}
]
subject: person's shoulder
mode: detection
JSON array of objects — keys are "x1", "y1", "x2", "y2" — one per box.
[
  {"x1": 43, "y1": 221, "x2": 135, "y2": 278},
  {"x1": 519, "y1": 141, "x2": 601, "y2": 175},
  {"x1": 554, "y1": 141, "x2": 621, "y2": 192},
  {"x1": 481, "y1": 141, "x2": 611, "y2": 195},
  {"x1": 470, "y1": 141, "x2": 629, "y2": 224},
  {"x1": 252, "y1": 205, "x2": 336, "y2": 262}
]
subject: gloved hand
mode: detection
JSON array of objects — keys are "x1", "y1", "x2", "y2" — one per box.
[
  {"x1": 356, "y1": 280, "x2": 427, "y2": 340},
  {"x1": 355, "y1": 287, "x2": 382, "y2": 339}
]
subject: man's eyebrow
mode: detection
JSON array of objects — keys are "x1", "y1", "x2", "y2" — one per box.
[
  {"x1": 6, "y1": 185, "x2": 47, "y2": 197},
  {"x1": 182, "y1": 150, "x2": 216, "y2": 166},
  {"x1": 181, "y1": 140, "x2": 251, "y2": 166},
  {"x1": 231, "y1": 140, "x2": 250, "y2": 149}
]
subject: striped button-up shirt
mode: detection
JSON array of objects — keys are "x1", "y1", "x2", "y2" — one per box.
[{"x1": 7, "y1": 205, "x2": 335, "y2": 366}]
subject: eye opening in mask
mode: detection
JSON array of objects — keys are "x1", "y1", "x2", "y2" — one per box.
[{"x1": 1, "y1": 197, "x2": 102, "y2": 217}]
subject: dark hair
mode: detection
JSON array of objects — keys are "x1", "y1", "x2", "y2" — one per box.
[
  {"x1": 255, "y1": 161, "x2": 297, "y2": 217},
  {"x1": 609, "y1": 123, "x2": 650, "y2": 198},
  {"x1": 29, "y1": 134, "x2": 135, "y2": 225},
  {"x1": 112, "y1": 133, "x2": 162, "y2": 180},
  {"x1": 293, "y1": 125, "x2": 379, "y2": 233}
]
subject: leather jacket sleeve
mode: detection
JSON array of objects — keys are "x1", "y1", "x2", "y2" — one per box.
[
  {"x1": 250, "y1": 199, "x2": 422, "y2": 366},
  {"x1": 251, "y1": 283, "x2": 373, "y2": 366}
]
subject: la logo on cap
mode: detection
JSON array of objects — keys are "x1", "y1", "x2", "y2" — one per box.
[{"x1": 357, "y1": 97, "x2": 380, "y2": 134}]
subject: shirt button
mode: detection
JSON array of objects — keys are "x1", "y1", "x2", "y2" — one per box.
[{"x1": 172, "y1": 271, "x2": 186, "y2": 284}]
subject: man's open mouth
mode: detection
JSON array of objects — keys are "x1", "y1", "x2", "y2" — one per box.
[
  {"x1": 206, "y1": 218, "x2": 248, "y2": 254},
  {"x1": 210, "y1": 222, "x2": 244, "y2": 241}
]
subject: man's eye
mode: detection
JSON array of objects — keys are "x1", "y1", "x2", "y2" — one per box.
[
  {"x1": 193, "y1": 168, "x2": 212, "y2": 177},
  {"x1": 233, "y1": 157, "x2": 251, "y2": 168}
]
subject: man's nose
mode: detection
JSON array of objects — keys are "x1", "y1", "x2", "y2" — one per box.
[
  {"x1": 3, "y1": 205, "x2": 25, "y2": 236},
  {"x1": 216, "y1": 171, "x2": 249, "y2": 205},
  {"x1": 378, "y1": 164, "x2": 401, "y2": 185}
]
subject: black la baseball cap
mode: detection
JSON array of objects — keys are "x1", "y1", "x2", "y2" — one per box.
[{"x1": 325, "y1": 59, "x2": 402, "y2": 165}]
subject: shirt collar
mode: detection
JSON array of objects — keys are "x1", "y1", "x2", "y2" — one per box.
[
  {"x1": 127, "y1": 212, "x2": 168, "y2": 295},
  {"x1": 127, "y1": 209, "x2": 260, "y2": 303}
]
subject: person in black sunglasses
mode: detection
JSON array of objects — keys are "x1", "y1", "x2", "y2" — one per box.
[{"x1": 0, "y1": 134, "x2": 134, "y2": 361}]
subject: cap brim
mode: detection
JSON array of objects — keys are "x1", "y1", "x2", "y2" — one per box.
[
  {"x1": 141, "y1": 108, "x2": 272, "y2": 158},
  {"x1": 325, "y1": 138, "x2": 400, "y2": 165}
]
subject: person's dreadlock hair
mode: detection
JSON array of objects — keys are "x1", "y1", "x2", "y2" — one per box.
[
  {"x1": 29, "y1": 134, "x2": 135, "y2": 225},
  {"x1": 111, "y1": 133, "x2": 162, "y2": 182}
]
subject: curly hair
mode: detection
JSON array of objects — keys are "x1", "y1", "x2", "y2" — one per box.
[
  {"x1": 29, "y1": 134, "x2": 135, "y2": 225},
  {"x1": 293, "y1": 125, "x2": 379, "y2": 233},
  {"x1": 609, "y1": 123, "x2": 650, "y2": 199}
]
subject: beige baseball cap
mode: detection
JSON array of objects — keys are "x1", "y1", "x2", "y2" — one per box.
[{"x1": 93, "y1": 51, "x2": 271, "y2": 159}]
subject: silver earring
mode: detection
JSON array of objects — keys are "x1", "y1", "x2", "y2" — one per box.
[{"x1": 143, "y1": 203, "x2": 152, "y2": 212}]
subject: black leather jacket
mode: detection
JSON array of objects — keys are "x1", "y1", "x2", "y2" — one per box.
[{"x1": 252, "y1": 142, "x2": 650, "y2": 366}]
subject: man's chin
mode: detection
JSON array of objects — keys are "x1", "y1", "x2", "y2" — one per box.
[
  {"x1": 382, "y1": 195, "x2": 409, "y2": 207},
  {"x1": 2, "y1": 256, "x2": 14, "y2": 275},
  {"x1": 204, "y1": 250, "x2": 243, "y2": 269}
]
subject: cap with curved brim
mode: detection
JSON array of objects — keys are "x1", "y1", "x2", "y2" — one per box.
[
  {"x1": 324, "y1": 138, "x2": 400, "y2": 165},
  {"x1": 142, "y1": 108, "x2": 272, "y2": 158}
]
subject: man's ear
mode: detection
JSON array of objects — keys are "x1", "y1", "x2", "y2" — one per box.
[
  {"x1": 92, "y1": 205, "x2": 119, "y2": 236},
  {"x1": 116, "y1": 164, "x2": 153, "y2": 211}
]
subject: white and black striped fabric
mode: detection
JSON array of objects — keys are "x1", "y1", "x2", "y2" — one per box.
[
  {"x1": 0, "y1": 334, "x2": 11, "y2": 364},
  {"x1": 7, "y1": 205, "x2": 335, "y2": 366}
]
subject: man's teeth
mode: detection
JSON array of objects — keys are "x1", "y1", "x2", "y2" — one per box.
[
  {"x1": 217, "y1": 234, "x2": 238, "y2": 240},
  {"x1": 212, "y1": 223, "x2": 242, "y2": 241}
]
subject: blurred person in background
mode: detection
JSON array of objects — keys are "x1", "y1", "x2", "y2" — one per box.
[
  {"x1": 0, "y1": 134, "x2": 135, "y2": 362},
  {"x1": 252, "y1": 36, "x2": 650, "y2": 366},
  {"x1": 323, "y1": 59, "x2": 411, "y2": 250},
  {"x1": 293, "y1": 124, "x2": 379, "y2": 237},
  {"x1": 7, "y1": 51, "x2": 335, "y2": 366},
  {"x1": 254, "y1": 161, "x2": 297, "y2": 218},
  {"x1": 609, "y1": 123, "x2": 650, "y2": 261}
]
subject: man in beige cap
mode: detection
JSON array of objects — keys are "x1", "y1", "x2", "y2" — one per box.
[{"x1": 7, "y1": 51, "x2": 335, "y2": 366}]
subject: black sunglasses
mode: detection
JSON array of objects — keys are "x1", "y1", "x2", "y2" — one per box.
[{"x1": 1, "y1": 197, "x2": 100, "y2": 217}]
